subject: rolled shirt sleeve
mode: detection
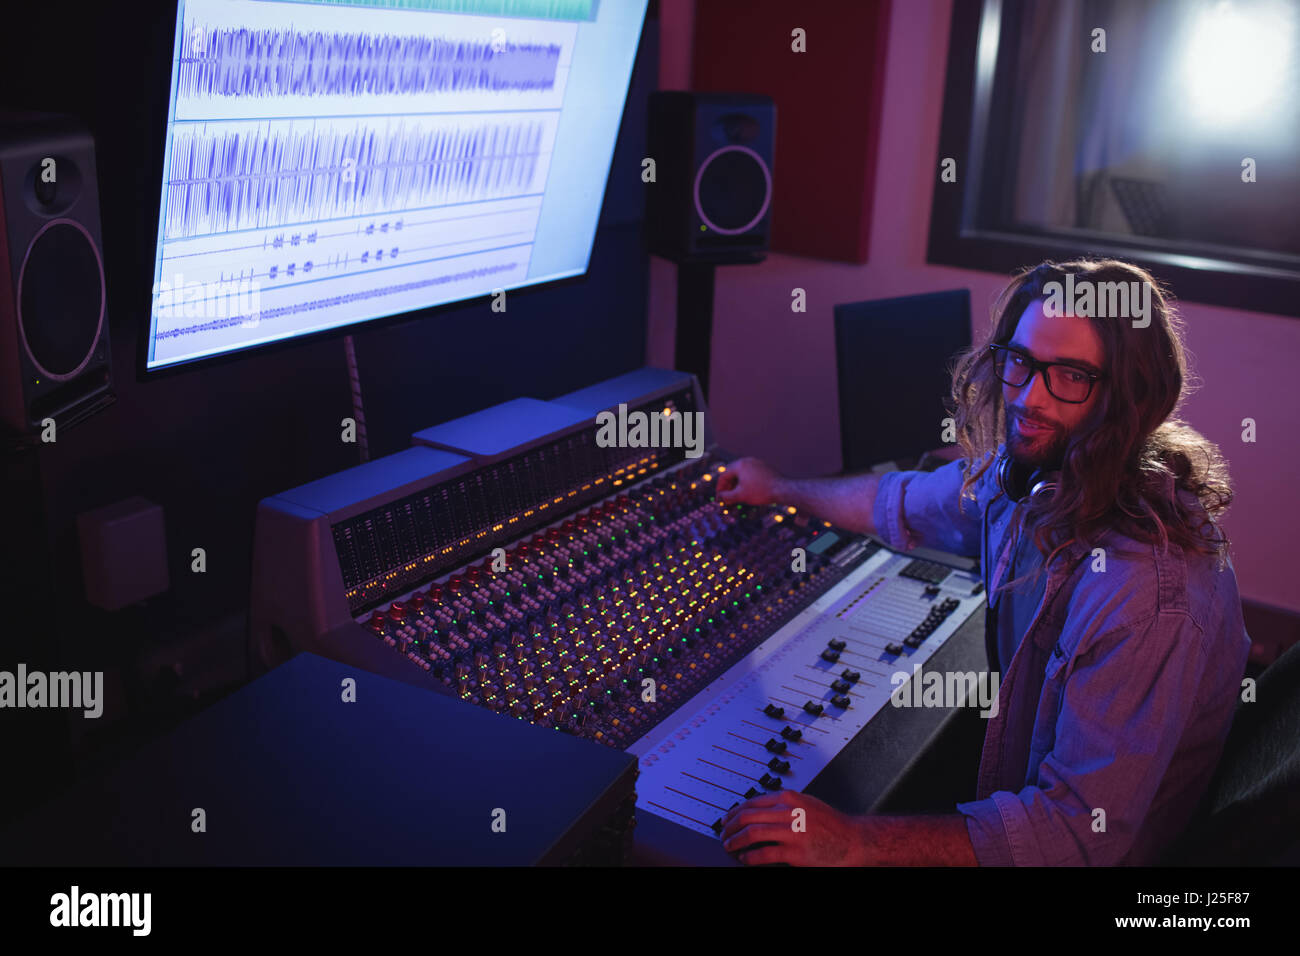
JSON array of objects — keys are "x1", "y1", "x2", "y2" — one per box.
[
  {"x1": 871, "y1": 456, "x2": 988, "y2": 558},
  {"x1": 957, "y1": 611, "x2": 1209, "y2": 865}
]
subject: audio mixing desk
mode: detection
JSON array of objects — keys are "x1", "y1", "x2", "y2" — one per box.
[{"x1": 251, "y1": 368, "x2": 990, "y2": 865}]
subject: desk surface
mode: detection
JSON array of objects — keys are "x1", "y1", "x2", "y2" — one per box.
[{"x1": 1, "y1": 652, "x2": 636, "y2": 866}]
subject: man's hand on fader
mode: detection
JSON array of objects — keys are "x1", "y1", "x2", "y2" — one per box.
[{"x1": 718, "y1": 790, "x2": 870, "y2": 866}]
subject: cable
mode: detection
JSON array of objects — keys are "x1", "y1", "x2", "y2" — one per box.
[{"x1": 343, "y1": 334, "x2": 369, "y2": 463}]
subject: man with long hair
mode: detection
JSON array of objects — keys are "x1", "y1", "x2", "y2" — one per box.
[{"x1": 716, "y1": 259, "x2": 1250, "y2": 865}]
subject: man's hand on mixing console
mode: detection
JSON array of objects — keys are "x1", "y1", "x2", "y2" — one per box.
[
  {"x1": 718, "y1": 791, "x2": 869, "y2": 866},
  {"x1": 714, "y1": 457, "x2": 881, "y2": 536},
  {"x1": 720, "y1": 793, "x2": 980, "y2": 866},
  {"x1": 715, "y1": 457, "x2": 783, "y2": 506}
]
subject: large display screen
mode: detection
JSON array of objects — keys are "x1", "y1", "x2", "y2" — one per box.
[{"x1": 146, "y1": 0, "x2": 647, "y2": 371}]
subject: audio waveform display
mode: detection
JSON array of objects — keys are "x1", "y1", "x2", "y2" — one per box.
[
  {"x1": 303, "y1": 0, "x2": 596, "y2": 17},
  {"x1": 164, "y1": 118, "x2": 547, "y2": 239},
  {"x1": 179, "y1": 21, "x2": 562, "y2": 99},
  {"x1": 147, "y1": 0, "x2": 648, "y2": 371},
  {"x1": 154, "y1": 260, "x2": 520, "y2": 340}
]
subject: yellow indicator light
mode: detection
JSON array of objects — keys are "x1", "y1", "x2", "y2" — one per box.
[{"x1": 787, "y1": 506, "x2": 797, "y2": 515}]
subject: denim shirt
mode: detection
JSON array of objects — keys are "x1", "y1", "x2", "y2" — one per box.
[{"x1": 872, "y1": 450, "x2": 1251, "y2": 865}]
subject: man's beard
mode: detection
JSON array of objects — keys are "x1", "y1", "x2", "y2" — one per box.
[{"x1": 1007, "y1": 407, "x2": 1068, "y2": 470}]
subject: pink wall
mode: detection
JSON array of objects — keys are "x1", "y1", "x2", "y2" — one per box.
[{"x1": 649, "y1": 0, "x2": 1299, "y2": 612}]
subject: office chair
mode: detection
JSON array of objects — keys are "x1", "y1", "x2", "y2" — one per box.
[
  {"x1": 1161, "y1": 637, "x2": 1300, "y2": 865},
  {"x1": 833, "y1": 289, "x2": 972, "y2": 473}
]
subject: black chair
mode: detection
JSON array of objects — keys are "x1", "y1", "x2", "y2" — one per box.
[
  {"x1": 1161, "y1": 638, "x2": 1300, "y2": 865},
  {"x1": 833, "y1": 289, "x2": 971, "y2": 473}
]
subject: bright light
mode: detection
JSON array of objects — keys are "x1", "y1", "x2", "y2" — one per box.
[{"x1": 1181, "y1": 0, "x2": 1292, "y2": 125}]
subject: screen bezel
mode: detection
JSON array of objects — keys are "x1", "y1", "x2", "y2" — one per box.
[{"x1": 136, "y1": 0, "x2": 650, "y2": 381}]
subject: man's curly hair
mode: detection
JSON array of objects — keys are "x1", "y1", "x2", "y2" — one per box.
[{"x1": 949, "y1": 258, "x2": 1232, "y2": 568}]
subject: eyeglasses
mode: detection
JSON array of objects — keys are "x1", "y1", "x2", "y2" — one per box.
[{"x1": 989, "y1": 344, "x2": 1105, "y2": 404}]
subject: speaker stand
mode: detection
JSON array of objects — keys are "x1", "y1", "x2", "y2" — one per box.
[{"x1": 673, "y1": 262, "x2": 716, "y2": 400}]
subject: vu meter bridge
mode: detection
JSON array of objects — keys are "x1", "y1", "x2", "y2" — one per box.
[{"x1": 251, "y1": 369, "x2": 989, "y2": 861}]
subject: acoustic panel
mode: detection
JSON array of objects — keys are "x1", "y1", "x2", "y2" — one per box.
[{"x1": 692, "y1": 0, "x2": 892, "y2": 262}]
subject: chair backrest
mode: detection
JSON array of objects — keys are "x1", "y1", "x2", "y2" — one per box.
[
  {"x1": 833, "y1": 289, "x2": 972, "y2": 472},
  {"x1": 1161, "y1": 638, "x2": 1300, "y2": 864}
]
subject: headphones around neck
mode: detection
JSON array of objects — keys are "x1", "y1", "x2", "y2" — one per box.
[{"x1": 995, "y1": 451, "x2": 1060, "y2": 503}]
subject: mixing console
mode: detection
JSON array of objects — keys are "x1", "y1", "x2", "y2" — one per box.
[
  {"x1": 626, "y1": 542, "x2": 984, "y2": 836},
  {"x1": 252, "y1": 368, "x2": 988, "y2": 859},
  {"x1": 355, "y1": 452, "x2": 868, "y2": 747}
]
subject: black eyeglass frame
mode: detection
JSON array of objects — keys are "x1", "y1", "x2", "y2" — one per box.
[{"x1": 988, "y1": 344, "x2": 1107, "y2": 404}]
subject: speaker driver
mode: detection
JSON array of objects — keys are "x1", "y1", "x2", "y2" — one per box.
[
  {"x1": 694, "y1": 145, "x2": 772, "y2": 235},
  {"x1": 17, "y1": 218, "x2": 105, "y2": 381}
]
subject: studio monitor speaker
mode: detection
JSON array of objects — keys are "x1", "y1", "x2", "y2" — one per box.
[
  {"x1": 645, "y1": 92, "x2": 775, "y2": 265},
  {"x1": 0, "y1": 113, "x2": 113, "y2": 442}
]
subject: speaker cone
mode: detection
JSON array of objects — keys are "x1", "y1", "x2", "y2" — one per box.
[
  {"x1": 694, "y1": 145, "x2": 772, "y2": 235},
  {"x1": 17, "y1": 219, "x2": 105, "y2": 380}
]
